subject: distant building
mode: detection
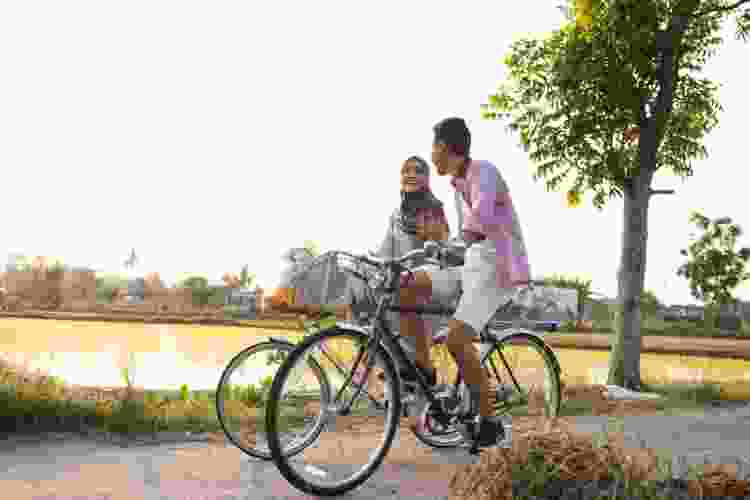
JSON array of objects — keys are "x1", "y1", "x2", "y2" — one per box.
[
  {"x1": 280, "y1": 250, "x2": 349, "y2": 306},
  {"x1": 226, "y1": 288, "x2": 256, "y2": 307}
]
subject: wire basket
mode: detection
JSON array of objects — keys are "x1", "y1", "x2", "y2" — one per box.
[{"x1": 282, "y1": 250, "x2": 385, "y2": 306}]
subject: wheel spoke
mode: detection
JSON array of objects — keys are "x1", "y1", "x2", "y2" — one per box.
[{"x1": 264, "y1": 328, "x2": 401, "y2": 497}]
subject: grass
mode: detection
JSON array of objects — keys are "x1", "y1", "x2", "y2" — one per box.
[
  {"x1": 559, "y1": 309, "x2": 750, "y2": 338},
  {"x1": 509, "y1": 440, "x2": 723, "y2": 499},
  {"x1": 555, "y1": 381, "x2": 726, "y2": 418}
]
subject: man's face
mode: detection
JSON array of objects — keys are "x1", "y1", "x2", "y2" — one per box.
[{"x1": 431, "y1": 141, "x2": 449, "y2": 176}]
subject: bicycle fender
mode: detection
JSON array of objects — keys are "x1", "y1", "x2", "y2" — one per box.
[{"x1": 484, "y1": 328, "x2": 562, "y2": 376}]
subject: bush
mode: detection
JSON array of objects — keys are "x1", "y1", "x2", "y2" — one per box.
[{"x1": 179, "y1": 384, "x2": 190, "y2": 401}]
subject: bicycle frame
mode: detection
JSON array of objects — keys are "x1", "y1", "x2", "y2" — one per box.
[
  {"x1": 328, "y1": 266, "x2": 473, "y2": 416},
  {"x1": 299, "y1": 248, "x2": 555, "y2": 420}
]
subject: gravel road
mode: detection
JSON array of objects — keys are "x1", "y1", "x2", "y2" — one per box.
[{"x1": 2, "y1": 402, "x2": 750, "y2": 499}]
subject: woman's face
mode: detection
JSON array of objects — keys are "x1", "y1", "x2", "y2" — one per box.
[{"x1": 400, "y1": 159, "x2": 428, "y2": 192}]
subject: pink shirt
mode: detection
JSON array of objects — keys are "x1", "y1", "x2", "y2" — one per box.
[{"x1": 450, "y1": 160, "x2": 532, "y2": 289}]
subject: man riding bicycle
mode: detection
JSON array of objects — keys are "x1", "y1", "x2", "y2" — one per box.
[
  {"x1": 268, "y1": 117, "x2": 531, "y2": 450},
  {"x1": 397, "y1": 117, "x2": 532, "y2": 448}
]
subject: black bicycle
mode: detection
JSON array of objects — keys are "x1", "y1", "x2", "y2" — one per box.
[{"x1": 264, "y1": 242, "x2": 562, "y2": 496}]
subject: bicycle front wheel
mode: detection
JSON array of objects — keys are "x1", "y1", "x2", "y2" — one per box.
[
  {"x1": 265, "y1": 327, "x2": 401, "y2": 497},
  {"x1": 215, "y1": 340, "x2": 331, "y2": 460}
]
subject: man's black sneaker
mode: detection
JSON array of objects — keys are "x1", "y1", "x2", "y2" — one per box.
[
  {"x1": 458, "y1": 416, "x2": 505, "y2": 448},
  {"x1": 474, "y1": 416, "x2": 505, "y2": 447}
]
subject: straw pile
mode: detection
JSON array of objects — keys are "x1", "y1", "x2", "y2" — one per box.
[
  {"x1": 449, "y1": 416, "x2": 750, "y2": 499},
  {"x1": 449, "y1": 385, "x2": 750, "y2": 499}
]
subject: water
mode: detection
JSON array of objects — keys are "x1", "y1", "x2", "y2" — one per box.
[{"x1": 0, "y1": 326, "x2": 275, "y2": 392}]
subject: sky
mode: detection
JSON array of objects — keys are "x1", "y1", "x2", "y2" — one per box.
[{"x1": 0, "y1": 1, "x2": 748, "y2": 307}]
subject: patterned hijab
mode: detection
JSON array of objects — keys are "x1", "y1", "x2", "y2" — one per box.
[{"x1": 396, "y1": 156, "x2": 443, "y2": 235}]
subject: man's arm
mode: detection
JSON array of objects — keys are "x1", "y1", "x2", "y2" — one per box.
[{"x1": 468, "y1": 162, "x2": 513, "y2": 240}]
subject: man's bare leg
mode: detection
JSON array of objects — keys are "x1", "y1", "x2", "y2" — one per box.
[{"x1": 445, "y1": 319, "x2": 492, "y2": 417}]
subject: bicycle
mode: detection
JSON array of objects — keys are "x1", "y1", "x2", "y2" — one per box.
[{"x1": 264, "y1": 242, "x2": 562, "y2": 496}]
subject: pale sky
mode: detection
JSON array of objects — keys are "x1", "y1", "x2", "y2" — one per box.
[{"x1": 1, "y1": 1, "x2": 748, "y2": 307}]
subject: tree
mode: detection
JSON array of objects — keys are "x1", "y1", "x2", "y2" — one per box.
[
  {"x1": 180, "y1": 276, "x2": 208, "y2": 290},
  {"x1": 303, "y1": 240, "x2": 321, "y2": 258},
  {"x1": 96, "y1": 274, "x2": 130, "y2": 303},
  {"x1": 640, "y1": 288, "x2": 664, "y2": 316},
  {"x1": 124, "y1": 249, "x2": 138, "y2": 270},
  {"x1": 481, "y1": 0, "x2": 748, "y2": 390},
  {"x1": 239, "y1": 265, "x2": 255, "y2": 288},
  {"x1": 677, "y1": 211, "x2": 750, "y2": 307},
  {"x1": 541, "y1": 273, "x2": 593, "y2": 320}
]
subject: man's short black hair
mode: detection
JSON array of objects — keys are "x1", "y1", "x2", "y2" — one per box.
[{"x1": 433, "y1": 117, "x2": 471, "y2": 158}]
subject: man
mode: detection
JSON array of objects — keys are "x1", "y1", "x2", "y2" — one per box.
[{"x1": 398, "y1": 117, "x2": 532, "y2": 448}]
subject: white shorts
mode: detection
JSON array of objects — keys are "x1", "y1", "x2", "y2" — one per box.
[{"x1": 423, "y1": 239, "x2": 517, "y2": 336}]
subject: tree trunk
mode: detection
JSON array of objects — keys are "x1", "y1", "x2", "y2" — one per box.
[
  {"x1": 607, "y1": 178, "x2": 652, "y2": 391},
  {"x1": 608, "y1": 112, "x2": 658, "y2": 391}
]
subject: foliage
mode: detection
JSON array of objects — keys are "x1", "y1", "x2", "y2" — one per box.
[
  {"x1": 180, "y1": 276, "x2": 208, "y2": 290},
  {"x1": 639, "y1": 288, "x2": 664, "y2": 316},
  {"x1": 481, "y1": 0, "x2": 725, "y2": 210},
  {"x1": 267, "y1": 349, "x2": 288, "y2": 366},
  {"x1": 481, "y1": 0, "x2": 749, "y2": 389},
  {"x1": 677, "y1": 210, "x2": 750, "y2": 306},
  {"x1": 178, "y1": 275, "x2": 225, "y2": 306},
  {"x1": 239, "y1": 265, "x2": 255, "y2": 288},
  {"x1": 95, "y1": 274, "x2": 130, "y2": 303},
  {"x1": 303, "y1": 239, "x2": 321, "y2": 257},
  {"x1": 179, "y1": 384, "x2": 190, "y2": 401},
  {"x1": 540, "y1": 273, "x2": 593, "y2": 319}
]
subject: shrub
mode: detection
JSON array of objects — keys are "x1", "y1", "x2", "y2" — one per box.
[{"x1": 179, "y1": 384, "x2": 190, "y2": 401}]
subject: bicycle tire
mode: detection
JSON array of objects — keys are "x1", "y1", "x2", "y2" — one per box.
[
  {"x1": 485, "y1": 330, "x2": 562, "y2": 418},
  {"x1": 265, "y1": 327, "x2": 402, "y2": 497},
  {"x1": 215, "y1": 340, "x2": 331, "y2": 460}
]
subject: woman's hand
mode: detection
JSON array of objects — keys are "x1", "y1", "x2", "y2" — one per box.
[{"x1": 418, "y1": 221, "x2": 450, "y2": 242}]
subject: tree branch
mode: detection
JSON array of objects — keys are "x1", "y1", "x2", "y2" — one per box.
[
  {"x1": 649, "y1": 189, "x2": 676, "y2": 195},
  {"x1": 692, "y1": 0, "x2": 750, "y2": 18}
]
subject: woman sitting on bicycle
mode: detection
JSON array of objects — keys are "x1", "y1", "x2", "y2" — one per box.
[{"x1": 267, "y1": 155, "x2": 452, "y2": 383}]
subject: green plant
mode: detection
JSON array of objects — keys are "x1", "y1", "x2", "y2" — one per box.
[
  {"x1": 95, "y1": 273, "x2": 130, "y2": 304},
  {"x1": 239, "y1": 265, "x2": 255, "y2": 289},
  {"x1": 120, "y1": 366, "x2": 133, "y2": 388},
  {"x1": 303, "y1": 239, "x2": 321, "y2": 257},
  {"x1": 541, "y1": 273, "x2": 592, "y2": 320},
  {"x1": 179, "y1": 384, "x2": 190, "y2": 401},
  {"x1": 266, "y1": 350, "x2": 288, "y2": 366},
  {"x1": 243, "y1": 384, "x2": 261, "y2": 405},
  {"x1": 221, "y1": 382, "x2": 232, "y2": 401},
  {"x1": 259, "y1": 375, "x2": 273, "y2": 391},
  {"x1": 678, "y1": 212, "x2": 750, "y2": 308}
]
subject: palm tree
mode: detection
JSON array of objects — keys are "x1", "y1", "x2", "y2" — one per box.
[{"x1": 124, "y1": 249, "x2": 138, "y2": 270}]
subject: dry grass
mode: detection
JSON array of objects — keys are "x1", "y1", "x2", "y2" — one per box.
[{"x1": 448, "y1": 416, "x2": 750, "y2": 500}]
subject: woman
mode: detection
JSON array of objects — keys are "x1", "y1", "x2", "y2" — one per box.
[
  {"x1": 268, "y1": 155, "x2": 451, "y2": 383},
  {"x1": 338, "y1": 155, "x2": 451, "y2": 386}
]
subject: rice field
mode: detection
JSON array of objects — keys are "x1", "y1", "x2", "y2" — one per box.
[{"x1": 1, "y1": 318, "x2": 749, "y2": 399}]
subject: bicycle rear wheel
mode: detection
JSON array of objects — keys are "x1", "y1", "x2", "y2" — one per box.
[
  {"x1": 265, "y1": 327, "x2": 401, "y2": 497},
  {"x1": 483, "y1": 330, "x2": 561, "y2": 418},
  {"x1": 215, "y1": 340, "x2": 331, "y2": 460}
]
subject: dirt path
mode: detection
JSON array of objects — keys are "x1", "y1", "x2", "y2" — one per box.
[{"x1": 5, "y1": 402, "x2": 750, "y2": 500}]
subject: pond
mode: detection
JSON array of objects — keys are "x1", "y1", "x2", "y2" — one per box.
[
  {"x1": 2, "y1": 318, "x2": 750, "y2": 400},
  {"x1": 0, "y1": 319, "x2": 301, "y2": 392}
]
